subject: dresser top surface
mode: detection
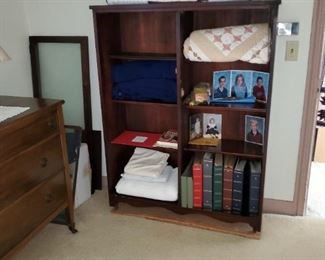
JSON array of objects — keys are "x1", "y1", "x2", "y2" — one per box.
[{"x1": 0, "y1": 96, "x2": 63, "y2": 128}]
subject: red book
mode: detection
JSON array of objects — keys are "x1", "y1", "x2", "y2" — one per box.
[
  {"x1": 223, "y1": 155, "x2": 236, "y2": 211},
  {"x1": 111, "y1": 131, "x2": 161, "y2": 148},
  {"x1": 192, "y1": 153, "x2": 203, "y2": 208}
]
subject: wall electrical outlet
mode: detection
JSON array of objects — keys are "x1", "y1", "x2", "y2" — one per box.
[{"x1": 285, "y1": 41, "x2": 299, "y2": 61}]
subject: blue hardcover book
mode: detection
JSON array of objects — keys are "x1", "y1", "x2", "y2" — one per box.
[
  {"x1": 203, "y1": 153, "x2": 214, "y2": 209},
  {"x1": 232, "y1": 159, "x2": 247, "y2": 214},
  {"x1": 249, "y1": 160, "x2": 262, "y2": 215}
]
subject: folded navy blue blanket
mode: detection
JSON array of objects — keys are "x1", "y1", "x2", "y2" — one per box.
[
  {"x1": 113, "y1": 78, "x2": 177, "y2": 103},
  {"x1": 112, "y1": 60, "x2": 177, "y2": 103},
  {"x1": 112, "y1": 60, "x2": 176, "y2": 83}
]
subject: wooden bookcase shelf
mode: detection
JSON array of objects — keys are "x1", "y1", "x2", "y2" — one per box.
[
  {"x1": 112, "y1": 99, "x2": 177, "y2": 107},
  {"x1": 113, "y1": 193, "x2": 259, "y2": 226},
  {"x1": 111, "y1": 140, "x2": 178, "y2": 154},
  {"x1": 91, "y1": 0, "x2": 280, "y2": 233},
  {"x1": 185, "y1": 103, "x2": 267, "y2": 114},
  {"x1": 109, "y1": 52, "x2": 176, "y2": 61},
  {"x1": 185, "y1": 140, "x2": 264, "y2": 159}
]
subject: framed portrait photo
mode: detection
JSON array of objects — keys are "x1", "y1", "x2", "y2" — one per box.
[
  {"x1": 212, "y1": 70, "x2": 231, "y2": 101},
  {"x1": 252, "y1": 71, "x2": 270, "y2": 102},
  {"x1": 245, "y1": 115, "x2": 265, "y2": 146},
  {"x1": 230, "y1": 70, "x2": 253, "y2": 99},
  {"x1": 203, "y1": 113, "x2": 222, "y2": 139},
  {"x1": 189, "y1": 113, "x2": 203, "y2": 140}
]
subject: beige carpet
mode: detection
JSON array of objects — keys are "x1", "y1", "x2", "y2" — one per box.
[
  {"x1": 307, "y1": 162, "x2": 325, "y2": 217},
  {"x1": 14, "y1": 191, "x2": 325, "y2": 260}
]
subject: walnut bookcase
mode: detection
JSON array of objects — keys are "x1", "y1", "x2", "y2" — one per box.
[{"x1": 91, "y1": 0, "x2": 280, "y2": 233}]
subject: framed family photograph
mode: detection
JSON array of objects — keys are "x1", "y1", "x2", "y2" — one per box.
[
  {"x1": 245, "y1": 115, "x2": 265, "y2": 146},
  {"x1": 211, "y1": 70, "x2": 270, "y2": 103}
]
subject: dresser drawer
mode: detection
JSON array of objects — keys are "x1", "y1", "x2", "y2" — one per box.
[
  {"x1": 0, "y1": 111, "x2": 58, "y2": 163},
  {"x1": 0, "y1": 136, "x2": 64, "y2": 210},
  {"x1": 0, "y1": 172, "x2": 67, "y2": 257}
]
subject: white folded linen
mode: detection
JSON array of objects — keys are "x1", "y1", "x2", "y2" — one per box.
[
  {"x1": 124, "y1": 147, "x2": 169, "y2": 177},
  {"x1": 121, "y1": 165, "x2": 172, "y2": 183},
  {"x1": 116, "y1": 167, "x2": 178, "y2": 201},
  {"x1": 0, "y1": 106, "x2": 30, "y2": 123}
]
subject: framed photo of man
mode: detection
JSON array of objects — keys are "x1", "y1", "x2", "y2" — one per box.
[
  {"x1": 245, "y1": 115, "x2": 265, "y2": 145},
  {"x1": 212, "y1": 70, "x2": 231, "y2": 101},
  {"x1": 252, "y1": 71, "x2": 269, "y2": 102}
]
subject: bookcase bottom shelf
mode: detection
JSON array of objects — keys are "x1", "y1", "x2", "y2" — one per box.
[
  {"x1": 112, "y1": 200, "x2": 260, "y2": 239},
  {"x1": 110, "y1": 194, "x2": 261, "y2": 235}
]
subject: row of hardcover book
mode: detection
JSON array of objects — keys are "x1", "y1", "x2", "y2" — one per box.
[{"x1": 181, "y1": 153, "x2": 262, "y2": 215}]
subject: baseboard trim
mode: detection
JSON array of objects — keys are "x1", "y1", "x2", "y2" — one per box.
[
  {"x1": 102, "y1": 176, "x2": 295, "y2": 215},
  {"x1": 263, "y1": 198, "x2": 296, "y2": 215}
]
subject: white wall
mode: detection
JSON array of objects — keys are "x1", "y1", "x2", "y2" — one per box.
[
  {"x1": 22, "y1": 0, "x2": 314, "y2": 201},
  {"x1": 265, "y1": 0, "x2": 314, "y2": 201},
  {"x1": 0, "y1": 0, "x2": 33, "y2": 96},
  {"x1": 23, "y1": 0, "x2": 107, "y2": 175}
]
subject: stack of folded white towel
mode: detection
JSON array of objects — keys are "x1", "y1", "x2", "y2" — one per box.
[{"x1": 115, "y1": 147, "x2": 178, "y2": 201}]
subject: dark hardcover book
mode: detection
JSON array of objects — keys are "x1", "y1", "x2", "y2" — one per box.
[
  {"x1": 213, "y1": 154, "x2": 223, "y2": 211},
  {"x1": 223, "y1": 155, "x2": 236, "y2": 211},
  {"x1": 181, "y1": 158, "x2": 193, "y2": 208},
  {"x1": 232, "y1": 159, "x2": 247, "y2": 214},
  {"x1": 203, "y1": 152, "x2": 213, "y2": 209},
  {"x1": 249, "y1": 160, "x2": 262, "y2": 215},
  {"x1": 192, "y1": 153, "x2": 203, "y2": 208}
]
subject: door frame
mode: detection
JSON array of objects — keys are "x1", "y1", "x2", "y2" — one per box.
[{"x1": 295, "y1": 0, "x2": 325, "y2": 216}]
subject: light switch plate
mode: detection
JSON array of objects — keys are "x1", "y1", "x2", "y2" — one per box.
[{"x1": 285, "y1": 41, "x2": 299, "y2": 61}]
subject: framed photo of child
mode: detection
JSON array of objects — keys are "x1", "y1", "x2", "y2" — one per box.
[
  {"x1": 203, "y1": 113, "x2": 222, "y2": 139},
  {"x1": 189, "y1": 113, "x2": 203, "y2": 140},
  {"x1": 245, "y1": 115, "x2": 265, "y2": 146},
  {"x1": 252, "y1": 71, "x2": 269, "y2": 102},
  {"x1": 231, "y1": 70, "x2": 253, "y2": 99},
  {"x1": 189, "y1": 113, "x2": 222, "y2": 146},
  {"x1": 212, "y1": 70, "x2": 231, "y2": 101}
]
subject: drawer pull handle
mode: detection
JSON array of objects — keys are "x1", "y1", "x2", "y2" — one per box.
[
  {"x1": 40, "y1": 157, "x2": 48, "y2": 168},
  {"x1": 45, "y1": 193, "x2": 53, "y2": 203},
  {"x1": 47, "y1": 120, "x2": 56, "y2": 130}
]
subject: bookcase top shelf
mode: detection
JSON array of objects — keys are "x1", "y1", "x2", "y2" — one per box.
[{"x1": 90, "y1": 0, "x2": 281, "y2": 13}]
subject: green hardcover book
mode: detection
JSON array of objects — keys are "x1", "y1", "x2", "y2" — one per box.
[
  {"x1": 187, "y1": 168, "x2": 194, "y2": 208},
  {"x1": 181, "y1": 159, "x2": 193, "y2": 208},
  {"x1": 213, "y1": 154, "x2": 223, "y2": 211}
]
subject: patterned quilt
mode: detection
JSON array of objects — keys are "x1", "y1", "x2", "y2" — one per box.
[{"x1": 183, "y1": 23, "x2": 270, "y2": 64}]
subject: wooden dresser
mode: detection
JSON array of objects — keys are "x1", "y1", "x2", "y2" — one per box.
[{"x1": 0, "y1": 96, "x2": 75, "y2": 259}]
